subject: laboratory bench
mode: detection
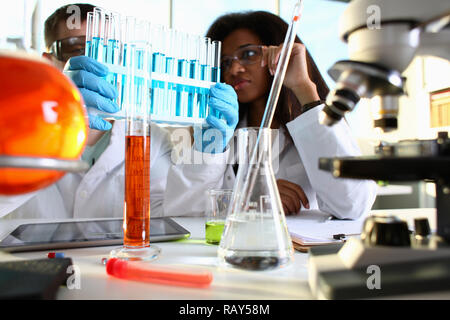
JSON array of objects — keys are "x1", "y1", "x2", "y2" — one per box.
[{"x1": 0, "y1": 208, "x2": 449, "y2": 300}]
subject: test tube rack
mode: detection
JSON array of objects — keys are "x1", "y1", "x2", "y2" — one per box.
[{"x1": 85, "y1": 7, "x2": 221, "y2": 126}]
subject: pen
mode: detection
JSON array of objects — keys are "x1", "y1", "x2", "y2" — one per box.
[
  {"x1": 332, "y1": 233, "x2": 360, "y2": 240},
  {"x1": 106, "y1": 258, "x2": 213, "y2": 288}
]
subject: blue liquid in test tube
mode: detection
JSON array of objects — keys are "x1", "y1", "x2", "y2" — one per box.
[
  {"x1": 85, "y1": 12, "x2": 93, "y2": 57},
  {"x1": 211, "y1": 67, "x2": 220, "y2": 83},
  {"x1": 200, "y1": 64, "x2": 211, "y2": 119},
  {"x1": 91, "y1": 37, "x2": 103, "y2": 61},
  {"x1": 198, "y1": 37, "x2": 211, "y2": 119},
  {"x1": 188, "y1": 59, "x2": 200, "y2": 118},
  {"x1": 211, "y1": 40, "x2": 222, "y2": 119}
]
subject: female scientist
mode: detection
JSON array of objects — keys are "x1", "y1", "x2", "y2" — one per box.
[{"x1": 203, "y1": 11, "x2": 378, "y2": 219}]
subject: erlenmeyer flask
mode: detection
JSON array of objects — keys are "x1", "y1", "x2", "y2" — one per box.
[{"x1": 218, "y1": 127, "x2": 294, "y2": 271}]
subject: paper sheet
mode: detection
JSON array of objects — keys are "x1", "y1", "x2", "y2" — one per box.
[{"x1": 285, "y1": 210, "x2": 366, "y2": 245}]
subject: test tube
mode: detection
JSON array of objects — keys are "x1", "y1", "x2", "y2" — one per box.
[
  {"x1": 85, "y1": 12, "x2": 93, "y2": 57},
  {"x1": 199, "y1": 37, "x2": 211, "y2": 119},
  {"x1": 165, "y1": 29, "x2": 178, "y2": 117},
  {"x1": 211, "y1": 40, "x2": 221, "y2": 82},
  {"x1": 106, "y1": 12, "x2": 121, "y2": 65},
  {"x1": 150, "y1": 24, "x2": 166, "y2": 116},
  {"x1": 105, "y1": 12, "x2": 121, "y2": 109},
  {"x1": 176, "y1": 32, "x2": 189, "y2": 117},
  {"x1": 188, "y1": 34, "x2": 200, "y2": 118},
  {"x1": 211, "y1": 40, "x2": 222, "y2": 119},
  {"x1": 92, "y1": 7, "x2": 106, "y2": 62}
]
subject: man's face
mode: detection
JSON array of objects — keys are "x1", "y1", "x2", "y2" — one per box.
[{"x1": 43, "y1": 20, "x2": 87, "y2": 70}]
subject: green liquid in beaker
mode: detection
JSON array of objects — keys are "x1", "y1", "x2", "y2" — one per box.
[{"x1": 205, "y1": 221, "x2": 225, "y2": 245}]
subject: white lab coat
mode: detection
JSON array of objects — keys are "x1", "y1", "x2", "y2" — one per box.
[
  {"x1": 0, "y1": 121, "x2": 228, "y2": 219},
  {"x1": 222, "y1": 105, "x2": 378, "y2": 220}
]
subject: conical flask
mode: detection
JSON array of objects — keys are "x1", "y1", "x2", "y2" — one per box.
[{"x1": 218, "y1": 127, "x2": 294, "y2": 271}]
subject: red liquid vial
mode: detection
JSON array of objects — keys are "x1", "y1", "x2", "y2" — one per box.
[{"x1": 123, "y1": 134, "x2": 151, "y2": 247}]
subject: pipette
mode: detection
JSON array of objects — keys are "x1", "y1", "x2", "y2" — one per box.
[{"x1": 239, "y1": 0, "x2": 304, "y2": 212}]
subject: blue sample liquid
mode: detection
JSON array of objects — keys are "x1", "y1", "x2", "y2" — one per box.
[
  {"x1": 211, "y1": 67, "x2": 220, "y2": 83},
  {"x1": 177, "y1": 59, "x2": 189, "y2": 117},
  {"x1": 91, "y1": 37, "x2": 103, "y2": 62},
  {"x1": 200, "y1": 64, "x2": 211, "y2": 119},
  {"x1": 85, "y1": 40, "x2": 92, "y2": 58},
  {"x1": 151, "y1": 52, "x2": 165, "y2": 115},
  {"x1": 188, "y1": 59, "x2": 200, "y2": 118}
]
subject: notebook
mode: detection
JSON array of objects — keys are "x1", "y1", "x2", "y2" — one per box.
[{"x1": 285, "y1": 210, "x2": 366, "y2": 252}]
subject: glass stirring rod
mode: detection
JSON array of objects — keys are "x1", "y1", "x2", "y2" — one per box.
[{"x1": 240, "y1": 0, "x2": 304, "y2": 212}]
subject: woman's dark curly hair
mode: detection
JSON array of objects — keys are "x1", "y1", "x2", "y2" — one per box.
[{"x1": 206, "y1": 11, "x2": 329, "y2": 127}]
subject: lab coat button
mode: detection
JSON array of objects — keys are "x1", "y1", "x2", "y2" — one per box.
[{"x1": 80, "y1": 190, "x2": 88, "y2": 198}]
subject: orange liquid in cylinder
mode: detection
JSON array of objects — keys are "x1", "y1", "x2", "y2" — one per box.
[
  {"x1": 124, "y1": 135, "x2": 151, "y2": 247},
  {"x1": 0, "y1": 54, "x2": 87, "y2": 195}
]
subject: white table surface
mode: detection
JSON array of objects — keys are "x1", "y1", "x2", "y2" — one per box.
[{"x1": 0, "y1": 208, "x2": 440, "y2": 300}]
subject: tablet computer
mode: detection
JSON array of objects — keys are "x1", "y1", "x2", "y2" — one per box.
[{"x1": 0, "y1": 217, "x2": 190, "y2": 253}]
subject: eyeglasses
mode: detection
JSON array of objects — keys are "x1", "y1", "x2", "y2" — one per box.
[
  {"x1": 220, "y1": 45, "x2": 263, "y2": 74},
  {"x1": 49, "y1": 36, "x2": 86, "y2": 62}
]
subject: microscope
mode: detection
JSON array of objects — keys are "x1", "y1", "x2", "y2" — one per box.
[{"x1": 309, "y1": 0, "x2": 450, "y2": 299}]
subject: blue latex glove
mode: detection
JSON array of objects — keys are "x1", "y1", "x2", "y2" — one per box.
[
  {"x1": 64, "y1": 56, "x2": 119, "y2": 130},
  {"x1": 194, "y1": 83, "x2": 239, "y2": 153}
]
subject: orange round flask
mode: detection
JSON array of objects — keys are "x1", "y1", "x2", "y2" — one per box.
[{"x1": 0, "y1": 53, "x2": 88, "y2": 195}]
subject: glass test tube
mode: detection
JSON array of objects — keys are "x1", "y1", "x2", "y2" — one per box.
[
  {"x1": 105, "y1": 12, "x2": 121, "y2": 108},
  {"x1": 150, "y1": 24, "x2": 166, "y2": 116},
  {"x1": 188, "y1": 34, "x2": 200, "y2": 118},
  {"x1": 85, "y1": 12, "x2": 93, "y2": 57},
  {"x1": 199, "y1": 37, "x2": 211, "y2": 119},
  {"x1": 176, "y1": 32, "x2": 189, "y2": 117},
  {"x1": 211, "y1": 40, "x2": 221, "y2": 82},
  {"x1": 92, "y1": 7, "x2": 106, "y2": 62},
  {"x1": 211, "y1": 40, "x2": 222, "y2": 119},
  {"x1": 165, "y1": 29, "x2": 178, "y2": 117}
]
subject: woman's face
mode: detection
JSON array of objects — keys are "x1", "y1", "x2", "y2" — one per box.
[{"x1": 222, "y1": 29, "x2": 270, "y2": 104}]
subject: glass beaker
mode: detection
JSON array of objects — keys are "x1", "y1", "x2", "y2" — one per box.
[
  {"x1": 218, "y1": 127, "x2": 294, "y2": 271},
  {"x1": 205, "y1": 189, "x2": 233, "y2": 245}
]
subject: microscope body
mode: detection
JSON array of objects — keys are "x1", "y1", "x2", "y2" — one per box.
[{"x1": 310, "y1": 0, "x2": 450, "y2": 299}]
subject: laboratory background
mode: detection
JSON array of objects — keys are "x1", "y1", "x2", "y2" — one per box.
[
  {"x1": 3, "y1": 0, "x2": 449, "y2": 210},
  {"x1": 1, "y1": 0, "x2": 450, "y2": 302}
]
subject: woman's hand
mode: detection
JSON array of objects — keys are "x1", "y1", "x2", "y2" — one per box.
[
  {"x1": 276, "y1": 179, "x2": 309, "y2": 215},
  {"x1": 262, "y1": 43, "x2": 319, "y2": 105}
]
